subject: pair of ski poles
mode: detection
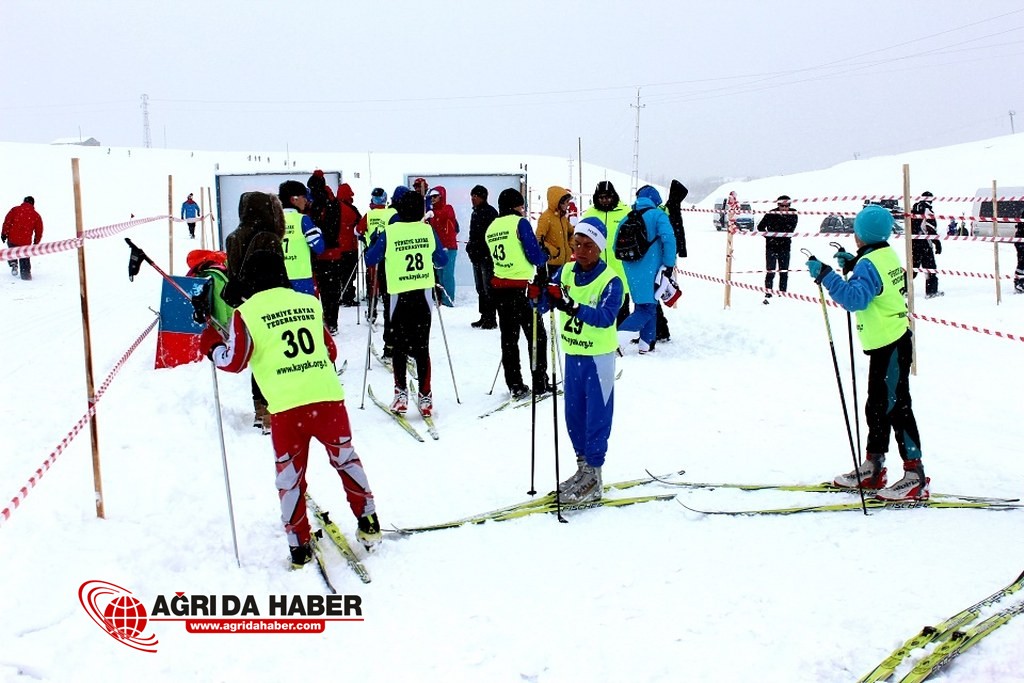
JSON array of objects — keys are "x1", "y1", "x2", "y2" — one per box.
[{"x1": 802, "y1": 243, "x2": 867, "y2": 516}]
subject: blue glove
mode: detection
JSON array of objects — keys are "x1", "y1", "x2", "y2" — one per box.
[
  {"x1": 806, "y1": 258, "x2": 833, "y2": 285},
  {"x1": 834, "y1": 250, "x2": 855, "y2": 275},
  {"x1": 530, "y1": 290, "x2": 552, "y2": 314}
]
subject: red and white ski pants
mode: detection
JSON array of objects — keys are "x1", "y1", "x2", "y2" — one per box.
[{"x1": 269, "y1": 400, "x2": 375, "y2": 548}]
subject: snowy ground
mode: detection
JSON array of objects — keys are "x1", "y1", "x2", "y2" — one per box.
[{"x1": 1, "y1": 146, "x2": 1024, "y2": 682}]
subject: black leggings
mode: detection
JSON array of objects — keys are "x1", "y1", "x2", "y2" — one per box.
[
  {"x1": 864, "y1": 330, "x2": 922, "y2": 464},
  {"x1": 390, "y1": 290, "x2": 433, "y2": 395},
  {"x1": 492, "y1": 287, "x2": 547, "y2": 390}
]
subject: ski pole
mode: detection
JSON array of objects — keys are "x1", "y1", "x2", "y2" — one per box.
[
  {"x1": 528, "y1": 303, "x2": 539, "y2": 496},
  {"x1": 801, "y1": 247, "x2": 867, "y2": 516},
  {"x1": 432, "y1": 286, "x2": 461, "y2": 404},
  {"x1": 488, "y1": 358, "x2": 502, "y2": 395},
  {"x1": 359, "y1": 266, "x2": 377, "y2": 410},
  {"x1": 209, "y1": 362, "x2": 241, "y2": 567},
  {"x1": 337, "y1": 255, "x2": 360, "y2": 327},
  {"x1": 550, "y1": 306, "x2": 567, "y2": 524},
  {"x1": 126, "y1": 239, "x2": 241, "y2": 556},
  {"x1": 829, "y1": 240, "x2": 863, "y2": 463}
]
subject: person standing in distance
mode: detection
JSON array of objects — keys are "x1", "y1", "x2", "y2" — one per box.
[
  {"x1": 2, "y1": 196, "x2": 43, "y2": 280},
  {"x1": 486, "y1": 188, "x2": 551, "y2": 398},
  {"x1": 910, "y1": 190, "x2": 943, "y2": 298},
  {"x1": 466, "y1": 185, "x2": 498, "y2": 329},
  {"x1": 757, "y1": 194, "x2": 798, "y2": 303},
  {"x1": 181, "y1": 192, "x2": 202, "y2": 239},
  {"x1": 535, "y1": 185, "x2": 574, "y2": 279},
  {"x1": 426, "y1": 186, "x2": 459, "y2": 306},
  {"x1": 581, "y1": 181, "x2": 631, "y2": 323},
  {"x1": 278, "y1": 180, "x2": 325, "y2": 295}
]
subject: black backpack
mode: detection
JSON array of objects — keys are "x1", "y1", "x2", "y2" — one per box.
[{"x1": 614, "y1": 207, "x2": 653, "y2": 261}]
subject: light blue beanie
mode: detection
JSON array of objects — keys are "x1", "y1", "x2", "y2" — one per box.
[{"x1": 854, "y1": 205, "x2": 894, "y2": 243}]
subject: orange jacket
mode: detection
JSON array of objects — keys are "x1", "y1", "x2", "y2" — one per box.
[{"x1": 535, "y1": 186, "x2": 573, "y2": 267}]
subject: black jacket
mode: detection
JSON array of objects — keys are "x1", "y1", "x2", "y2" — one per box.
[
  {"x1": 910, "y1": 200, "x2": 941, "y2": 254},
  {"x1": 757, "y1": 207, "x2": 798, "y2": 250},
  {"x1": 666, "y1": 179, "x2": 688, "y2": 258},
  {"x1": 467, "y1": 201, "x2": 498, "y2": 264}
]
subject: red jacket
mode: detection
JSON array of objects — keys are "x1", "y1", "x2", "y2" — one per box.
[
  {"x1": 427, "y1": 186, "x2": 459, "y2": 250},
  {"x1": 336, "y1": 184, "x2": 360, "y2": 253},
  {"x1": 2, "y1": 202, "x2": 43, "y2": 245}
]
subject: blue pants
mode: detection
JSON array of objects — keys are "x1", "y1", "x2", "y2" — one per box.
[
  {"x1": 618, "y1": 302, "x2": 657, "y2": 345},
  {"x1": 439, "y1": 249, "x2": 457, "y2": 306},
  {"x1": 563, "y1": 352, "x2": 616, "y2": 468}
]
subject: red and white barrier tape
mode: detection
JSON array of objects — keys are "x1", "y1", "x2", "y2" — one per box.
[
  {"x1": 0, "y1": 318, "x2": 159, "y2": 528},
  {"x1": 82, "y1": 214, "x2": 170, "y2": 240},
  {"x1": 677, "y1": 269, "x2": 1024, "y2": 343},
  {"x1": 0, "y1": 237, "x2": 84, "y2": 260},
  {"x1": 0, "y1": 213, "x2": 208, "y2": 262},
  {"x1": 915, "y1": 268, "x2": 1015, "y2": 281},
  {"x1": 685, "y1": 205, "x2": 1023, "y2": 227},
  {"x1": 728, "y1": 229, "x2": 1024, "y2": 243},
  {"x1": 678, "y1": 269, "x2": 843, "y2": 309},
  {"x1": 739, "y1": 194, "x2": 1024, "y2": 204}
]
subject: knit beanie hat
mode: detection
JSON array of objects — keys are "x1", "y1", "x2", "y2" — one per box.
[
  {"x1": 370, "y1": 187, "x2": 388, "y2": 206},
  {"x1": 307, "y1": 170, "x2": 326, "y2": 191},
  {"x1": 574, "y1": 216, "x2": 607, "y2": 251},
  {"x1": 471, "y1": 185, "x2": 488, "y2": 199},
  {"x1": 497, "y1": 188, "x2": 525, "y2": 214},
  {"x1": 397, "y1": 190, "x2": 425, "y2": 222},
  {"x1": 854, "y1": 204, "x2": 894, "y2": 244},
  {"x1": 392, "y1": 186, "x2": 410, "y2": 206},
  {"x1": 278, "y1": 180, "x2": 308, "y2": 205}
]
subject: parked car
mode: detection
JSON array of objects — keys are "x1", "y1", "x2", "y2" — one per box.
[
  {"x1": 970, "y1": 187, "x2": 1024, "y2": 237},
  {"x1": 822, "y1": 210, "x2": 903, "y2": 236},
  {"x1": 713, "y1": 200, "x2": 755, "y2": 231},
  {"x1": 864, "y1": 199, "x2": 905, "y2": 234},
  {"x1": 820, "y1": 214, "x2": 855, "y2": 234}
]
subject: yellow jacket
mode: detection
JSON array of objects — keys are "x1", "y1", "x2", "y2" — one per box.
[{"x1": 535, "y1": 186, "x2": 574, "y2": 267}]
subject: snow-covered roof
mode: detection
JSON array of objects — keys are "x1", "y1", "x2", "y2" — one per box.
[{"x1": 50, "y1": 137, "x2": 101, "y2": 146}]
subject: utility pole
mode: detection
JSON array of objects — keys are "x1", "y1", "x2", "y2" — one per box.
[
  {"x1": 629, "y1": 88, "x2": 644, "y2": 197},
  {"x1": 141, "y1": 94, "x2": 152, "y2": 148},
  {"x1": 1010, "y1": 110, "x2": 1017, "y2": 134}
]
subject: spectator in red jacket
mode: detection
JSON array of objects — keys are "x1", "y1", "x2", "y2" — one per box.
[
  {"x1": 335, "y1": 183, "x2": 361, "y2": 308},
  {"x1": 427, "y1": 186, "x2": 459, "y2": 306},
  {"x1": 2, "y1": 196, "x2": 44, "y2": 280}
]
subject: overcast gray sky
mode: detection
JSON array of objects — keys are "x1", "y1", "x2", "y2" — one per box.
[{"x1": 1, "y1": 1, "x2": 1021, "y2": 183}]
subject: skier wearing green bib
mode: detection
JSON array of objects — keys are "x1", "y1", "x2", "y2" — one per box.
[
  {"x1": 202, "y1": 250, "x2": 381, "y2": 567},
  {"x1": 363, "y1": 190, "x2": 448, "y2": 415},
  {"x1": 805, "y1": 204, "x2": 929, "y2": 501}
]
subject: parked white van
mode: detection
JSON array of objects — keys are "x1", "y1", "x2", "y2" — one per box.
[{"x1": 969, "y1": 187, "x2": 1024, "y2": 237}]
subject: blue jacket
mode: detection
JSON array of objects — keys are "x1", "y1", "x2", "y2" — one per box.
[
  {"x1": 820, "y1": 246, "x2": 885, "y2": 312},
  {"x1": 621, "y1": 189, "x2": 677, "y2": 304},
  {"x1": 181, "y1": 199, "x2": 201, "y2": 220}
]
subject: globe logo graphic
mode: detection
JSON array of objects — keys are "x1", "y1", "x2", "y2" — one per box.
[
  {"x1": 103, "y1": 595, "x2": 148, "y2": 639},
  {"x1": 79, "y1": 579, "x2": 159, "y2": 652}
]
